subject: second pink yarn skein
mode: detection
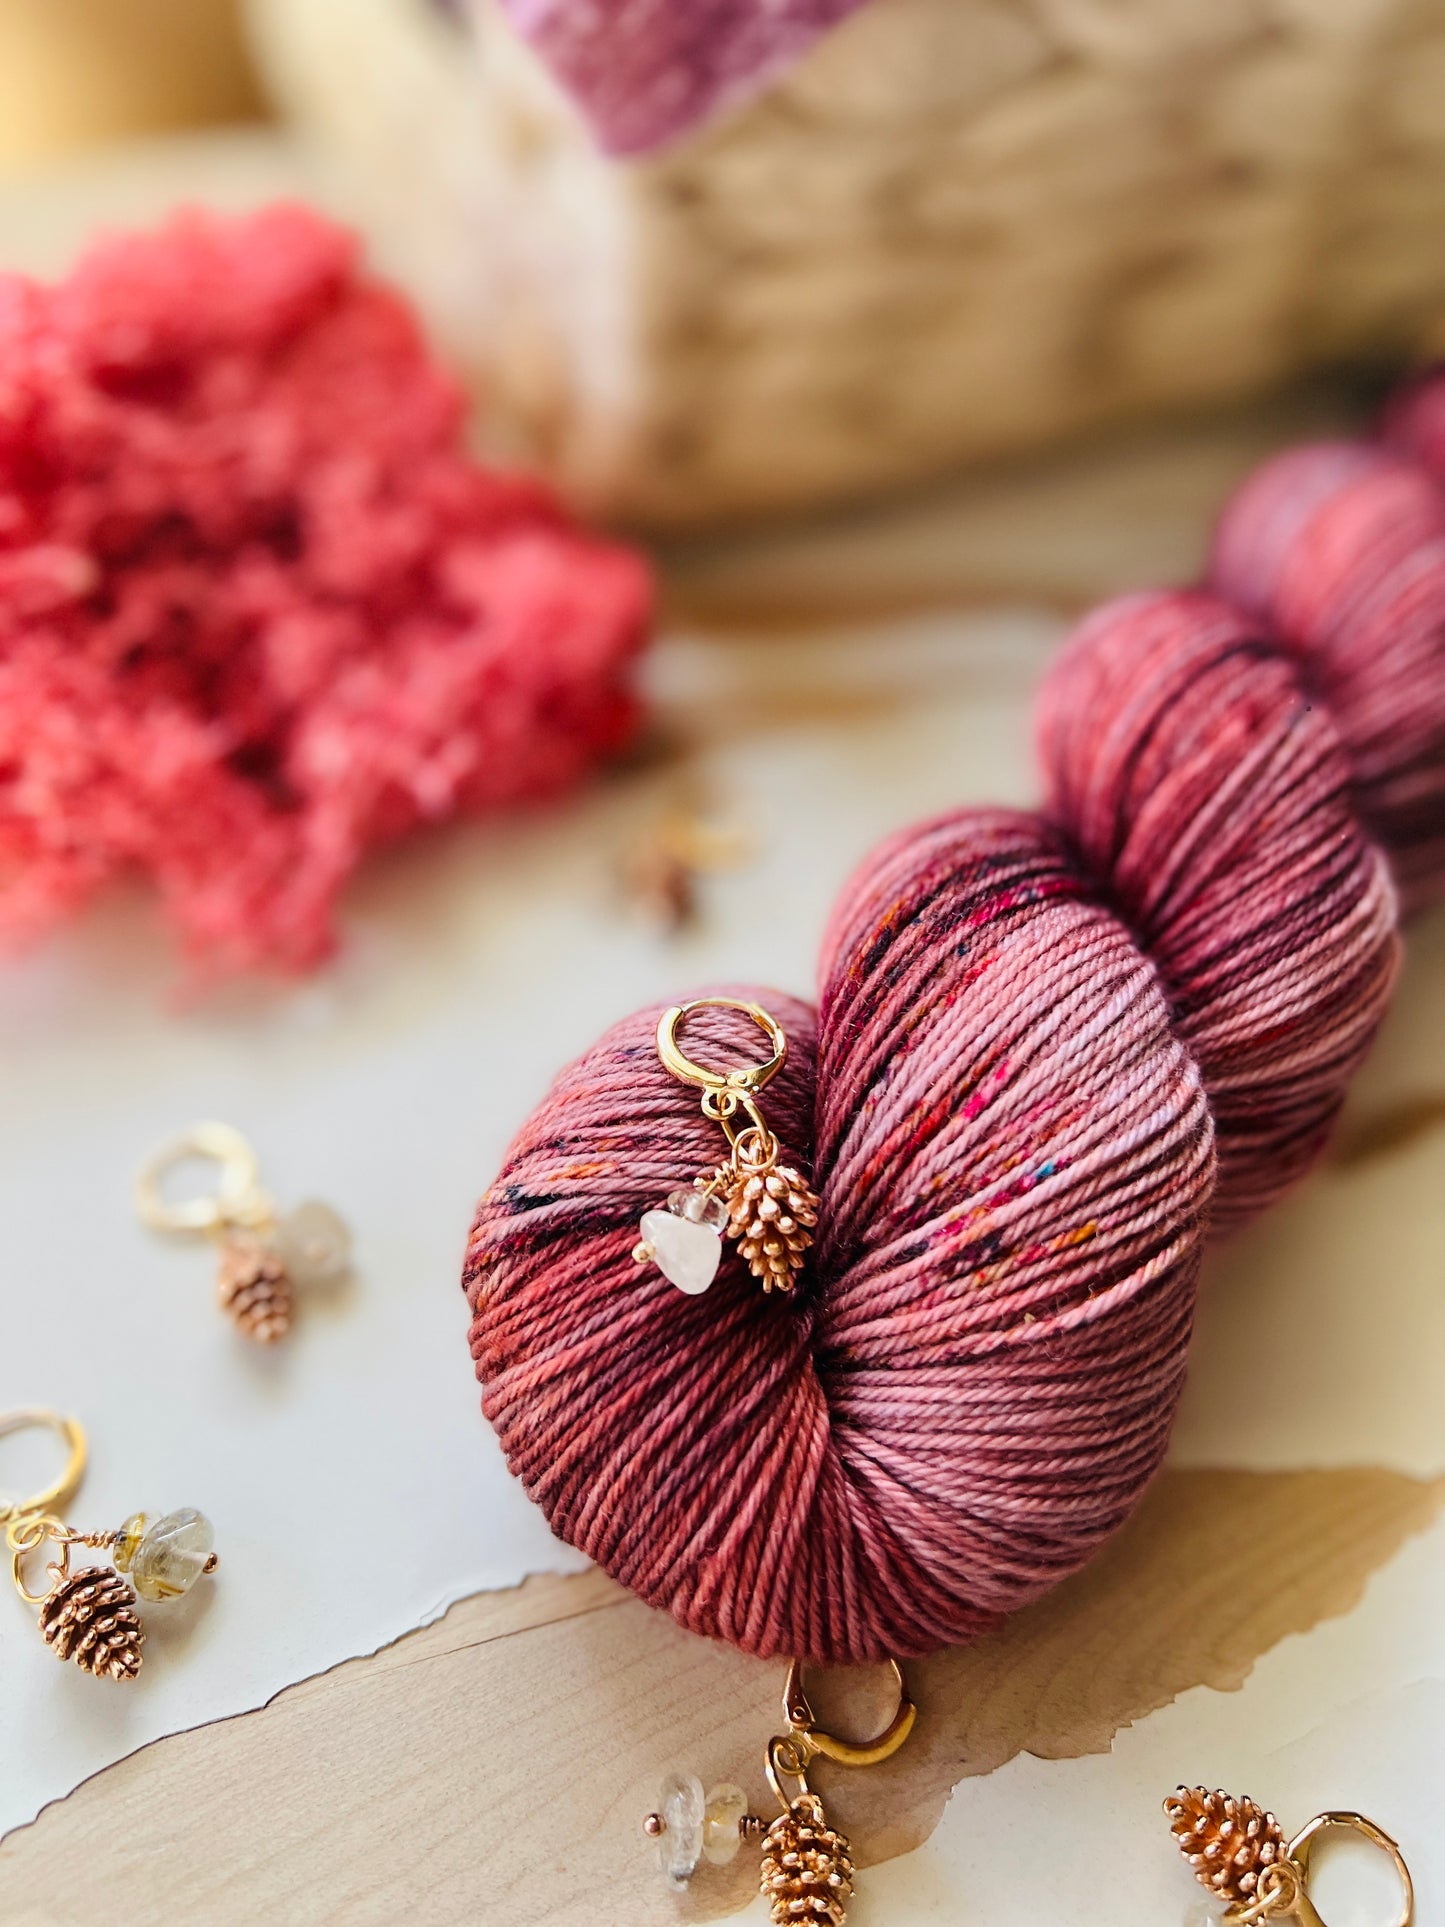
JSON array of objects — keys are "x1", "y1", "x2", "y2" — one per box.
[{"x1": 465, "y1": 377, "x2": 1445, "y2": 1665}]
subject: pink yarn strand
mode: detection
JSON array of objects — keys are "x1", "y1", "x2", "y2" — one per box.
[{"x1": 466, "y1": 375, "x2": 1445, "y2": 1664}]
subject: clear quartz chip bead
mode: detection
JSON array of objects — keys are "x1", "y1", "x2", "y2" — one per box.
[
  {"x1": 635, "y1": 1185, "x2": 729, "y2": 1293},
  {"x1": 128, "y1": 1507, "x2": 216, "y2": 1601},
  {"x1": 667, "y1": 1188, "x2": 727, "y2": 1230},
  {"x1": 274, "y1": 1200, "x2": 352, "y2": 1289},
  {"x1": 701, "y1": 1782, "x2": 748, "y2": 1865},
  {"x1": 655, "y1": 1770, "x2": 706, "y2": 1889}
]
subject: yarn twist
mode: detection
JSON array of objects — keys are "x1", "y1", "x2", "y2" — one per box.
[{"x1": 465, "y1": 378, "x2": 1445, "y2": 1663}]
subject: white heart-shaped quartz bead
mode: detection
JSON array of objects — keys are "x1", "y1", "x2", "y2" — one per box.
[{"x1": 639, "y1": 1210, "x2": 721, "y2": 1295}]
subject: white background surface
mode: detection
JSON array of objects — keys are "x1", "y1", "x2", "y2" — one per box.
[
  {"x1": 0, "y1": 616, "x2": 1052, "y2": 1839},
  {"x1": 830, "y1": 1518, "x2": 1445, "y2": 1926}
]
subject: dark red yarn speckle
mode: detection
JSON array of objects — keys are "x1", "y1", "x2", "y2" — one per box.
[
  {"x1": 0, "y1": 204, "x2": 651, "y2": 976},
  {"x1": 466, "y1": 377, "x2": 1445, "y2": 1665}
]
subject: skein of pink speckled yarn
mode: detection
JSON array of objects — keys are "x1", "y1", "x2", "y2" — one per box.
[{"x1": 465, "y1": 376, "x2": 1445, "y2": 1665}]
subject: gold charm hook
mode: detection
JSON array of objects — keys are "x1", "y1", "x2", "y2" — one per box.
[
  {"x1": 6, "y1": 1486, "x2": 218, "y2": 1681},
  {"x1": 757, "y1": 1661, "x2": 914, "y2": 1924},
  {"x1": 767, "y1": 1659, "x2": 917, "y2": 1808},
  {"x1": 1277, "y1": 1813, "x2": 1414, "y2": 1927},
  {"x1": 638, "y1": 997, "x2": 818, "y2": 1297},
  {"x1": 655, "y1": 998, "x2": 788, "y2": 1095},
  {"x1": 1168, "y1": 1787, "x2": 1413, "y2": 1927},
  {"x1": 782, "y1": 1658, "x2": 918, "y2": 1769},
  {"x1": 0, "y1": 1409, "x2": 87, "y2": 1530},
  {"x1": 135, "y1": 1121, "x2": 270, "y2": 1235}
]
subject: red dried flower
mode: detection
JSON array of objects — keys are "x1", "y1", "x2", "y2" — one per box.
[{"x1": 0, "y1": 203, "x2": 651, "y2": 978}]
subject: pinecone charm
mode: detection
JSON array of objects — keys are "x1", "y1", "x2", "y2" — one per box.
[
  {"x1": 38, "y1": 1565, "x2": 145, "y2": 1680},
  {"x1": 1166, "y1": 1787, "x2": 1290, "y2": 1912},
  {"x1": 716, "y1": 1149, "x2": 820, "y2": 1294},
  {"x1": 216, "y1": 1230, "x2": 294, "y2": 1342},
  {"x1": 759, "y1": 1794, "x2": 854, "y2": 1926}
]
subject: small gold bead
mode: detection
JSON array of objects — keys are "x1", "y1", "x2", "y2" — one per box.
[{"x1": 643, "y1": 1812, "x2": 665, "y2": 1838}]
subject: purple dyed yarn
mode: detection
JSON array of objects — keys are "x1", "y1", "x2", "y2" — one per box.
[{"x1": 499, "y1": 0, "x2": 868, "y2": 154}]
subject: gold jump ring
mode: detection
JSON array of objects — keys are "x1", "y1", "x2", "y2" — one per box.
[{"x1": 8, "y1": 1512, "x2": 72, "y2": 1605}]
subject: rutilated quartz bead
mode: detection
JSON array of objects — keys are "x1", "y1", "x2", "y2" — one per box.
[
  {"x1": 128, "y1": 1508, "x2": 216, "y2": 1601},
  {"x1": 702, "y1": 1783, "x2": 749, "y2": 1865}
]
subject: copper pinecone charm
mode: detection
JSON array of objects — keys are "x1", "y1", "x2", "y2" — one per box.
[
  {"x1": 217, "y1": 1230, "x2": 293, "y2": 1342},
  {"x1": 39, "y1": 1566, "x2": 145, "y2": 1680},
  {"x1": 716, "y1": 1153, "x2": 820, "y2": 1294},
  {"x1": 760, "y1": 1794, "x2": 854, "y2": 1926},
  {"x1": 1166, "y1": 1787, "x2": 1289, "y2": 1911}
]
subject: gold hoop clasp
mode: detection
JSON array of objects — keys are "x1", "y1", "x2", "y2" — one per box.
[
  {"x1": 783, "y1": 1657, "x2": 917, "y2": 1766},
  {"x1": 1279, "y1": 1813, "x2": 1414, "y2": 1927},
  {"x1": 655, "y1": 999, "x2": 788, "y2": 1097},
  {"x1": 0, "y1": 1409, "x2": 87, "y2": 1530},
  {"x1": 1211, "y1": 1809, "x2": 1414, "y2": 1927},
  {"x1": 767, "y1": 1658, "x2": 916, "y2": 1807},
  {"x1": 1171, "y1": 1788, "x2": 1413, "y2": 1927},
  {"x1": 135, "y1": 1121, "x2": 269, "y2": 1235}
]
